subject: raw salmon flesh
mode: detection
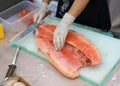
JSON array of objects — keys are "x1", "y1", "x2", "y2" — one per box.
[{"x1": 35, "y1": 24, "x2": 102, "y2": 79}]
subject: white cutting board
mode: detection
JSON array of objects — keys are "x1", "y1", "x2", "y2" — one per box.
[{"x1": 11, "y1": 16, "x2": 120, "y2": 86}]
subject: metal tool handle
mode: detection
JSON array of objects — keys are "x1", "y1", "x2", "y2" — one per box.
[
  {"x1": 5, "y1": 64, "x2": 16, "y2": 78},
  {"x1": 5, "y1": 47, "x2": 20, "y2": 78}
]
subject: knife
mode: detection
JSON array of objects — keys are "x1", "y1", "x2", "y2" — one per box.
[
  {"x1": 11, "y1": 22, "x2": 38, "y2": 43},
  {"x1": 0, "y1": 47, "x2": 20, "y2": 86},
  {"x1": 11, "y1": 10, "x2": 51, "y2": 43},
  {"x1": 5, "y1": 47, "x2": 20, "y2": 79}
]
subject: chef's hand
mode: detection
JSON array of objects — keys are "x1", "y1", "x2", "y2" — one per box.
[
  {"x1": 34, "y1": 2, "x2": 48, "y2": 23},
  {"x1": 53, "y1": 13, "x2": 75, "y2": 50}
]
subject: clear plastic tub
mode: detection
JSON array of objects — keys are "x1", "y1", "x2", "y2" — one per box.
[{"x1": 0, "y1": 1, "x2": 39, "y2": 34}]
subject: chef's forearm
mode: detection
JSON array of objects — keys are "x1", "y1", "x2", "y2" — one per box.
[{"x1": 68, "y1": 0, "x2": 90, "y2": 18}]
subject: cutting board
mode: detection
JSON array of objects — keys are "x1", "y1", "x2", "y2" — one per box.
[{"x1": 10, "y1": 16, "x2": 120, "y2": 86}]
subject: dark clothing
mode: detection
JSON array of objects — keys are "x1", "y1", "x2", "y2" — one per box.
[
  {"x1": 0, "y1": 0, "x2": 24, "y2": 12},
  {"x1": 56, "y1": 0, "x2": 111, "y2": 31}
]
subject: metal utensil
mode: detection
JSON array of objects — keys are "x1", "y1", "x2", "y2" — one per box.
[
  {"x1": 0, "y1": 47, "x2": 20, "y2": 85},
  {"x1": 11, "y1": 10, "x2": 51, "y2": 43},
  {"x1": 5, "y1": 47, "x2": 20, "y2": 79}
]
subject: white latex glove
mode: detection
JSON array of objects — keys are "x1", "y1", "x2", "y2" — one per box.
[
  {"x1": 53, "y1": 13, "x2": 75, "y2": 50},
  {"x1": 34, "y1": 2, "x2": 48, "y2": 23}
]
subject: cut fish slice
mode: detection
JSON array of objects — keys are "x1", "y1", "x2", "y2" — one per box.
[{"x1": 35, "y1": 24, "x2": 102, "y2": 79}]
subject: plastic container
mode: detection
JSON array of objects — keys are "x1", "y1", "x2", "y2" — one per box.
[{"x1": 0, "y1": 1, "x2": 39, "y2": 34}]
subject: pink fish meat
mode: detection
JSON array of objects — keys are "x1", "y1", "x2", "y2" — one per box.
[{"x1": 35, "y1": 24, "x2": 102, "y2": 79}]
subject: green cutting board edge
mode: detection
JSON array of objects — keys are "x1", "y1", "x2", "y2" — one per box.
[{"x1": 10, "y1": 16, "x2": 120, "y2": 86}]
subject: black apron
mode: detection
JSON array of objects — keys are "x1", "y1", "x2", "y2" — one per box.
[
  {"x1": 56, "y1": 0, "x2": 111, "y2": 31},
  {"x1": 0, "y1": 0, "x2": 23, "y2": 12}
]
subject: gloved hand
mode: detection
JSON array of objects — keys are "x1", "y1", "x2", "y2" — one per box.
[
  {"x1": 34, "y1": 2, "x2": 48, "y2": 23},
  {"x1": 53, "y1": 13, "x2": 75, "y2": 50}
]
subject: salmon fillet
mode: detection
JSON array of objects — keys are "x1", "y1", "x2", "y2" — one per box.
[{"x1": 35, "y1": 24, "x2": 102, "y2": 79}]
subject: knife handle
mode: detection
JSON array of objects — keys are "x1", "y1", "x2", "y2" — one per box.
[
  {"x1": 5, "y1": 64, "x2": 16, "y2": 78},
  {"x1": 35, "y1": 10, "x2": 51, "y2": 24},
  {"x1": 41, "y1": 10, "x2": 52, "y2": 23},
  {"x1": 44, "y1": 10, "x2": 52, "y2": 19}
]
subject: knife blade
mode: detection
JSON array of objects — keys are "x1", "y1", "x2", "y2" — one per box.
[
  {"x1": 11, "y1": 10, "x2": 51, "y2": 43},
  {"x1": 11, "y1": 22, "x2": 38, "y2": 43}
]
